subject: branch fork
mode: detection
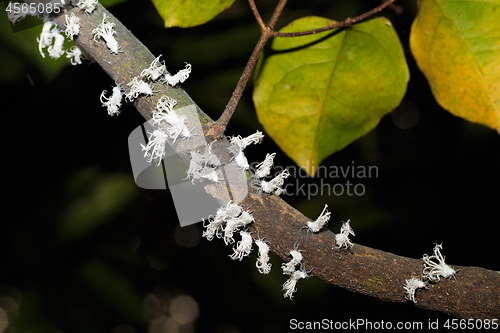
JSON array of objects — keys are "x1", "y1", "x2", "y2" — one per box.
[{"x1": 208, "y1": 0, "x2": 397, "y2": 140}]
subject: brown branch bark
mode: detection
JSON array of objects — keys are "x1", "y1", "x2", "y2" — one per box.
[
  {"x1": 243, "y1": 193, "x2": 500, "y2": 319},
  {"x1": 32, "y1": 1, "x2": 500, "y2": 319}
]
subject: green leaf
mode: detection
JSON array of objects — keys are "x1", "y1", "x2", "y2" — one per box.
[
  {"x1": 151, "y1": 0, "x2": 237, "y2": 28},
  {"x1": 253, "y1": 17, "x2": 409, "y2": 176},
  {"x1": 410, "y1": 0, "x2": 500, "y2": 132}
]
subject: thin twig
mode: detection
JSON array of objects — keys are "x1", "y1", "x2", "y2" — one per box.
[
  {"x1": 267, "y1": 0, "x2": 288, "y2": 29},
  {"x1": 386, "y1": 0, "x2": 404, "y2": 15},
  {"x1": 271, "y1": 0, "x2": 397, "y2": 37},
  {"x1": 248, "y1": 0, "x2": 266, "y2": 31},
  {"x1": 208, "y1": 0, "x2": 288, "y2": 140},
  {"x1": 208, "y1": 31, "x2": 270, "y2": 140}
]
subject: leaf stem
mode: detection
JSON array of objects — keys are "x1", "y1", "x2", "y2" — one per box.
[{"x1": 271, "y1": 0, "x2": 397, "y2": 37}]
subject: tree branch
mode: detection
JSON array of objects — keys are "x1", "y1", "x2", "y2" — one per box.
[
  {"x1": 37, "y1": 2, "x2": 500, "y2": 319},
  {"x1": 207, "y1": 0, "x2": 288, "y2": 140}
]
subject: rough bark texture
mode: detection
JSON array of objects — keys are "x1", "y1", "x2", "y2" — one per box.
[
  {"x1": 31, "y1": 1, "x2": 500, "y2": 319},
  {"x1": 243, "y1": 190, "x2": 500, "y2": 318}
]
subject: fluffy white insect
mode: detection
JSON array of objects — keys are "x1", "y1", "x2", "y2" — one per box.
[
  {"x1": 100, "y1": 85, "x2": 122, "y2": 116},
  {"x1": 223, "y1": 218, "x2": 243, "y2": 244},
  {"x1": 141, "y1": 55, "x2": 166, "y2": 81},
  {"x1": 202, "y1": 201, "x2": 243, "y2": 241},
  {"x1": 66, "y1": 45, "x2": 83, "y2": 65},
  {"x1": 223, "y1": 210, "x2": 254, "y2": 245},
  {"x1": 281, "y1": 245, "x2": 303, "y2": 276},
  {"x1": 202, "y1": 169, "x2": 219, "y2": 183},
  {"x1": 304, "y1": 204, "x2": 331, "y2": 233},
  {"x1": 255, "y1": 238, "x2": 272, "y2": 274},
  {"x1": 230, "y1": 131, "x2": 264, "y2": 150},
  {"x1": 163, "y1": 63, "x2": 192, "y2": 86},
  {"x1": 92, "y1": 13, "x2": 120, "y2": 54},
  {"x1": 220, "y1": 201, "x2": 243, "y2": 219},
  {"x1": 238, "y1": 210, "x2": 255, "y2": 225},
  {"x1": 165, "y1": 116, "x2": 191, "y2": 142},
  {"x1": 283, "y1": 268, "x2": 309, "y2": 300},
  {"x1": 261, "y1": 169, "x2": 290, "y2": 196},
  {"x1": 185, "y1": 144, "x2": 221, "y2": 184},
  {"x1": 37, "y1": 21, "x2": 65, "y2": 59},
  {"x1": 404, "y1": 277, "x2": 428, "y2": 303},
  {"x1": 202, "y1": 215, "x2": 225, "y2": 241},
  {"x1": 153, "y1": 96, "x2": 192, "y2": 142},
  {"x1": 335, "y1": 219, "x2": 355, "y2": 250},
  {"x1": 125, "y1": 77, "x2": 153, "y2": 101},
  {"x1": 422, "y1": 243, "x2": 457, "y2": 281},
  {"x1": 47, "y1": 32, "x2": 65, "y2": 59},
  {"x1": 229, "y1": 231, "x2": 253, "y2": 261},
  {"x1": 188, "y1": 151, "x2": 219, "y2": 183},
  {"x1": 37, "y1": 21, "x2": 53, "y2": 57},
  {"x1": 228, "y1": 131, "x2": 265, "y2": 170},
  {"x1": 76, "y1": 0, "x2": 98, "y2": 14},
  {"x1": 255, "y1": 153, "x2": 276, "y2": 178},
  {"x1": 156, "y1": 94, "x2": 177, "y2": 113},
  {"x1": 64, "y1": 13, "x2": 80, "y2": 40},
  {"x1": 140, "y1": 128, "x2": 168, "y2": 165},
  {"x1": 232, "y1": 149, "x2": 250, "y2": 170}
]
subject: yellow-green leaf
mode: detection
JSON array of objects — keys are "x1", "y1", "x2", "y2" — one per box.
[
  {"x1": 253, "y1": 17, "x2": 409, "y2": 176},
  {"x1": 410, "y1": 0, "x2": 500, "y2": 131},
  {"x1": 151, "y1": 0, "x2": 236, "y2": 28}
]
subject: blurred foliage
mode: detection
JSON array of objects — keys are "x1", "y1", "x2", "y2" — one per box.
[
  {"x1": 57, "y1": 167, "x2": 140, "y2": 242},
  {"x1": 0, "y1": 3, "x2": 68, "y2": 81},
  {"x1": 1, "y1": 0, "x2": 499, "y2": 332},
  {"x1": 410, "y1": 0, "x2": 500, "y2": 131},
  {"x1": 151, "y1": 0, "x2": 237, "y2": 28}
]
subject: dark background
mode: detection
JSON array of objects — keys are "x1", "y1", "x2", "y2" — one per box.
[{"x1": 1, "y1": 0, "x2": 499, "y2": 332}]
